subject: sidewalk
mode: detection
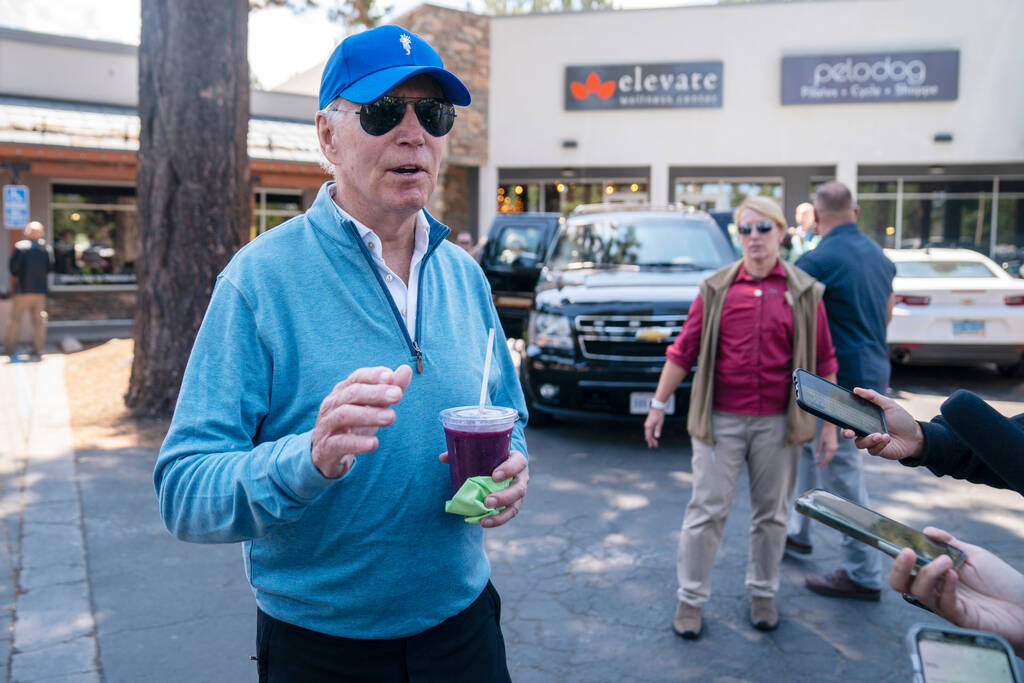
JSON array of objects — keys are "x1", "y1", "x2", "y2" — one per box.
[{"x1": 1, "y1": 355, "x2": 99, "y2": 683}]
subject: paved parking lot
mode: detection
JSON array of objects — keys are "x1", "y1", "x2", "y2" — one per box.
[{"x1": 3, "y1": 361, "x2": 1022, "y2": 682}]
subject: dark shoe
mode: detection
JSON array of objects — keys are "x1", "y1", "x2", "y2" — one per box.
[
  {"x1": 785, "y1": 536, "x2": 813, "y2": 556},
  {"x1": 750, "y1": 597, "x2": 779, "y2": 631},
  {"x1": 805, "y1": 568, "x2": 881, "y2": 601},
  {"x1": 672, "y1": 602, "x2": 703, "y2": 640}
]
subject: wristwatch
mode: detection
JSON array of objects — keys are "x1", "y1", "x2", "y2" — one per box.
[{"x1": 650, "y1": 398, "x2": 668, "y2": 410}]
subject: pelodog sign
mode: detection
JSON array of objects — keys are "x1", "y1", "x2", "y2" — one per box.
[
  {"x1": 565, "y1": 61, "x2": 723, "y2": 110},
  {"x1": 781, "y1": 50, "x2": 959, "y2": 105}
]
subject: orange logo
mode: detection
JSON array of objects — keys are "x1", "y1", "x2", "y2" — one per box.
[{"x1": 571, "y1": 71, "x2": 616, "y2": 101}]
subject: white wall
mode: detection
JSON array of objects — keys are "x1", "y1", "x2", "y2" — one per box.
[
  {"x1": 489, "y1": 0, "x2": 1024, "y2": 171},
  {"x1": 0, "y1": 30, "x2": 138, "y2": 106}
]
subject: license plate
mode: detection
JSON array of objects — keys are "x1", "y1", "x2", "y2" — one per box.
[
  {"x1": 630, "y1": 392, "x2": 675, "y2": 415},
  {"x1": 952, "y1": 320, "x2": 985, "y2": 337}
]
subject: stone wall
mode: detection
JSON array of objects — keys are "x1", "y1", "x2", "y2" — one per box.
[
  {"x1": 47, "y1": 291, "x2": 136, "y2": 321},
  {"x1": 396, "y1": 5, "x2": 489, "y2": 234}
]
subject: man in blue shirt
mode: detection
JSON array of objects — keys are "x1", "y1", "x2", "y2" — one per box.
[
  {"x1": 785, "y1": 182, "x2": 895, "y2": 600},
  {"x1": 155, "y1": 26, "x2": 528, "y2": 681}
]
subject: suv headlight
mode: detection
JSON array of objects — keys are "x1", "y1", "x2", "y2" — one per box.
[{"x1": 529, "y1": 312, "x2": 573, "y2": 350}]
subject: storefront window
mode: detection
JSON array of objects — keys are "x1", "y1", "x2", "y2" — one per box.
[
  {"x1": 51, "y1": 184, "x2": 137, "y2": 286},
  {"x1": 252, "y1": 189, "x2": 303, "y2": 239},
  {"x1": 859, "y1": 177, "x2": 1024, "y2": 261},
  {"x1": 673, "y1": 179, "x2": 782, "y2": 211},
  {"x1": 857, "y1": 198, "x2": 898, "y2": 248},
  {"x1": 499, "y1": 180, "x2": 647, "y2": 214}
]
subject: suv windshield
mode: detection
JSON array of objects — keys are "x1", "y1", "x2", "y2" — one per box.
[{"x1": 549, "y1": 216, "x2": 726, "y2": 270}]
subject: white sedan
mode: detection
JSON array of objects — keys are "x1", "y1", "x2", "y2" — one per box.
[{"x1": 885, "y1": 248, "x2": 1024, "y2": 376}]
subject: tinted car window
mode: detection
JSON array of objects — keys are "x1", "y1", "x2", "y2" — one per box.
[
  {"x1": 895, "y1": 261, "x2": 998, "y2": 278},
  {"x1": 549, "y1": 217, "x2": 729, "y2": 270},
  {"x1": 495, "y1": 224, "x2": 544, "y2": 264}
]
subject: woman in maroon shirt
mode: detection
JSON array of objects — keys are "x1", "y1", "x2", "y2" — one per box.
[{"x1": 644, "y1": 196, "x2": 838, "y2": 639}]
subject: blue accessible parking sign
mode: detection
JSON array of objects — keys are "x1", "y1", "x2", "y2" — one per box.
[{"x1": 4, "y1": 184, "x2": 30, "y2": 229}]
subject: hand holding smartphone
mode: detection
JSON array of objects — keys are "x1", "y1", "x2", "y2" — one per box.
[
  {"x1": 795, "y1": 489, "x2": 966, "y2": 570},
  {"x1": 792, "y1": 369, "x2": 887, "y2": 437}
]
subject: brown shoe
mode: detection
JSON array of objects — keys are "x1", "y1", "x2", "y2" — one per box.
[
  {"x1": 750, "y1": 597, "x2": 778, "y2": 631},
  {"x1": 805, "y1": 568, "x2": 881, "y2": 601},
  {"x1": 672, "y1": 602, "x2": 703, "y2": 639}
]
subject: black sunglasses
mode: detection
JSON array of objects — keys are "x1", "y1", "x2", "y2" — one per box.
[
  {"x1": 333, "y1": 96, "x2": 456, "y2": 137},
  {"x1": 737, "y1": 221, "x2": 776, "y2": 235}
]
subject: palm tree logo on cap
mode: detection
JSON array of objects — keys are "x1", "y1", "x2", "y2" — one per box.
[{"x1": 400, "y1": 34, "x2": 412, "y2": 55}]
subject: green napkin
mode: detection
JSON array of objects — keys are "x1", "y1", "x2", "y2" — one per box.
[{"x1": 445, "y1": 476, "x2": 512, "y2": 524}]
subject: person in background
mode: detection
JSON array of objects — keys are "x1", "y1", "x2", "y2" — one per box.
[
  {"x1": 785, "y1": 182, "x2": 896, "y2": 602},
  {"x1": 455, "y1": 230, "x2": 475, "y2": 252},
  {"x1": 5, "y1": 221, "x2": 53, "y2": 361},
  {"x1": 644, "y1": 195, "x2": 838, "y2": 638},
  {"x1": 781, "y1": 201, "x2": 818, "y2": 263},
  {"x1": 154, "y1": 26, "x2": 528, "y2": 682}
]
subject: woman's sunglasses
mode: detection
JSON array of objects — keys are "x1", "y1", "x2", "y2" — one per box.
[
  {"x1": 332, "y1": 96, "x2": 456, "y2": 137},
  {"x1": 737, "y1": 221, "x2": 776, "y2": 235}
]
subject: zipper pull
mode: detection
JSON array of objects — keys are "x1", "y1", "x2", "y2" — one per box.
[{"x1": 412, "y1": 340, "x2": 424, "y2": 374}]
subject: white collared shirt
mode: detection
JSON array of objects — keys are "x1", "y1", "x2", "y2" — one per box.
[{"x1": 329, "y1": 192, "x2": 429, "y2": 338}]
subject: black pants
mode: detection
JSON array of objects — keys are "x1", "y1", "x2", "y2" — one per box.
[{"x1": 255, "y1": 582, "x2": 511, "y2": 683}]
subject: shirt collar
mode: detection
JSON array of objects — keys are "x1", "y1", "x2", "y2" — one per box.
[
  {"x1": 328, "y1": 185, "x2": 430, "y2": 261},
  {"x1": 736, "y1": 259, "x2": 786, "y2": 282}
]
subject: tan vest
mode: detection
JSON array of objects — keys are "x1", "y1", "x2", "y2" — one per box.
[{"x1": 686, "y1": 259, "x2": 825, "y2": 447}]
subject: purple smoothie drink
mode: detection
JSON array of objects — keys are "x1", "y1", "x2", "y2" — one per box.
[{"x1": 440, "y1": 406, "x2": 518, "y2": 494}]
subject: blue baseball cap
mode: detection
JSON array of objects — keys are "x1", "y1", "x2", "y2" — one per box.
[{"x1": 319, "y1": 25, "x2": 471, "y2": 110}]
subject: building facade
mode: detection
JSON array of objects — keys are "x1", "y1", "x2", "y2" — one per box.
[
  {"x1": 484, "y1": 0, "x2": 1024, "y2": 262},
  {"x1": 2, "y1": 0, "x2": 1023, "y2": 334}
]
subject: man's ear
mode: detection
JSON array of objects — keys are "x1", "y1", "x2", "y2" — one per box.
[
  {"x1": 852, "y1": 206, "x2": 860, "y2": 219},
  {"x1": 316, "y1": 113, "x2": 340, "y2": 162}
]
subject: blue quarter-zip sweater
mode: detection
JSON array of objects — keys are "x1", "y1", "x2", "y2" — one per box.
[{"x1": 154, "y1": 182, "x2": 529, "y2": 639}]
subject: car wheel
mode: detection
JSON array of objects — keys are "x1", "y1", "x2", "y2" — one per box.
[{"x1": 997, "y1": 360, "x2": 1024, "y2": 378}]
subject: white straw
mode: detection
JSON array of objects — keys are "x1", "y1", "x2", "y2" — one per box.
[{"x1": 478, "y1": 327, "x2": 495, "y2": 413}]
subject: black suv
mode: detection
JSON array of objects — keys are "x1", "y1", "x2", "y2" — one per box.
[
  {"x1": 520, "y1": 205, "x2": 735, "y2": 422},
  {"x1": 480, "y1": 212, "x2": 563, "y2": 338}
]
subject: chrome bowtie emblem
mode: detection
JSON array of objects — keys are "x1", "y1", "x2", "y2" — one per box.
[{"x1": 399, "y1": 34, "x2": 412, "y2": 55}]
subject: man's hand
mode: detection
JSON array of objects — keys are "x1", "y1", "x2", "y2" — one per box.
[
  {"x1": 839, "y1": 387, "x2": 925, "y2": 460},
  {"x1": 814, "y1": 421, "x2": 838, "y2": 466},
  {"x1": 890, "y1": 527, "x2": 1024, "y2": 658},
  {"x1": 311, "y1": 365, "x2": 413, "y2": 478},
  {"x1": 644, "y1": 408, "x2": 665, "y2": 449},
  {"x1": 439, "y1": 450, "x2": 529, "y2": 528}
]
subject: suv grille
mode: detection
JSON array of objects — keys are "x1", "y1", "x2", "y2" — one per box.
[{"x1": 575, "y1": 314, "x2": 687, "y2": 361}]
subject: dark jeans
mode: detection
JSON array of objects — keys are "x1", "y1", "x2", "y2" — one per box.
[{"x1": 255, "y1": 582, "x2": 511, "y2": 683}]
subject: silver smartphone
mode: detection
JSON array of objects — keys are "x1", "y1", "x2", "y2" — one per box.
[
  {"x1": 795, "y1": 489, "x2": 966, "y2": 570},
  {"x1": 908, "y1": 624, "x2": 1021, "y2": 683}
]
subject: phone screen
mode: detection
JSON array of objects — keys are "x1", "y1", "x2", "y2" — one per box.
[
  {"x1": 918, "y1": 630, "x2": 1018, "y2": 683},
  {"x1": 796, "y1": 489, "x2": 966, "y2": 569},
  {"x1": 793, "y1": 369, "x2": 885, "y2": 436}
]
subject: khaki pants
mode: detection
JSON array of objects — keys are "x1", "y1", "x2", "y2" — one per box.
[
  {"x1": 677, "y1": 412, "x2": 799, "y2": 607},
  {"x1": 5, "y1": 293, "x2": 48, "y2": 355}
]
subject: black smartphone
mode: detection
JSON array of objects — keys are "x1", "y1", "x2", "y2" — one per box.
[
  {"x1": 907, "y1": 624, "x2": 1021, "y2": 683},
  {"x1": 792, "y1": 368, "x2": 887, "y2": 437},
  {"x1": 795, "y1": 489, "x2": 966, "y2": 570}
]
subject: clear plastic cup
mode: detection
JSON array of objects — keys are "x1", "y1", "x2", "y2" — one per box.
[{"x1": 440, "y1": 406, "x2": 518, "y2": 494}]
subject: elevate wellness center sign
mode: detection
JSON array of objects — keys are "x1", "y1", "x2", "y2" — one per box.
[
  {"x1": 782, "y1": 50, "x2": 959, "y2": 105},
  {"x1": 565, "y1": 62, "x2": 723, "y2": 110}
]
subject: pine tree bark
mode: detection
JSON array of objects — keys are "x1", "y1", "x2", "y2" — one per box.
[{"x1": 127, "y1": 0, "x2": 251, "y2": 416}]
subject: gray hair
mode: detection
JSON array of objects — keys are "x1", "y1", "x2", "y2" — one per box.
[{"x1": 318, "y1": 97, "x2": 345, "y2": 175}]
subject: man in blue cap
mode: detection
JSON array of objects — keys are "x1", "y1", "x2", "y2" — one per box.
[{"x1": 155, "y1": 25, "x2": 528, "y2": 681}]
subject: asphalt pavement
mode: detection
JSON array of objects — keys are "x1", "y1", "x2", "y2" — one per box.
[{"x1": 1, "y1": 356, "x2": 1022, "y2": 682}]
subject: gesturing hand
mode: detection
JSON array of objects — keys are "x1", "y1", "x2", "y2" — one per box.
[
  {"x1": 311, "y1": 365, "x2": 413, "y2": 478},
  {"x1": 890, "y1": 526, "x2": 1024, "y2": 657}
]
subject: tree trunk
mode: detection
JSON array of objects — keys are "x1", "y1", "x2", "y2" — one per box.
[{"x1": 127, "y1": 0, "x2": 251, "y2": 416}]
